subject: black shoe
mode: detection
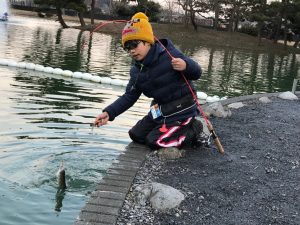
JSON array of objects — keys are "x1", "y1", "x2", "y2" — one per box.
[
  {"x1": 195, "y1": 132, "x2": 211, "y2": 147},
  {"x1": 190, "y1": 118, "x2": 209, "y2": 147}
]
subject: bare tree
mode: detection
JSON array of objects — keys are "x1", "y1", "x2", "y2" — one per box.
[
  {"x1": 177, "y1": 0, "x2": 210, "y2": 30},
  {"x1": 212, "y1": 0, "x2": 221, "y2": 29},
  {"x1": 162, "y1": 0, "x2": 178, "y2": 23},
  {"x1": 90, "y1": 0, "x2": 95, "y2": 24}
]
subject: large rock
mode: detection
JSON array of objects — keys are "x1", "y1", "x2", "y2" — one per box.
[
  {"x1": 204, "y1": 102, "x2": 232, "y2": 118},
  {"x1": 134, "y1": 182, "x2": 185, "y2": 211},
  {"x1": 278, "y1": 91, "x2": 298, "y2": 100}
]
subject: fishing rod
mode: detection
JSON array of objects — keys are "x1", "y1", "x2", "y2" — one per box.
[
  {"x1": 85, "y1": 19, "x2": 224, "y2": 154},
  {"x1": 81, "y1": 20, "x2": 128, "y2": 51}
]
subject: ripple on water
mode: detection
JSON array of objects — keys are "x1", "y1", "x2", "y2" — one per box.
[{"x1": 0, "y1": 65, "x2": 136, "y2": 225}]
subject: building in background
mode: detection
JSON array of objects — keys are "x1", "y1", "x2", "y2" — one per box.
[
  {"x1": 9, "y1": 0, "x2": 37, "y2": 7},
  {"x1": 84, "y1": 0, "x2": 112, "y2": 14},
  {"x1": 9, "y1": 0, "x2": 114, "y2": 14}
]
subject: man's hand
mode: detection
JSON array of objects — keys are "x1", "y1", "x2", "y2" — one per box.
[
  {"x1": 171, "y1": 58, "x2": 186, "y2": 71},
  {"x1": 94, "y1": 112, "x2": 109, "y2": 127}
]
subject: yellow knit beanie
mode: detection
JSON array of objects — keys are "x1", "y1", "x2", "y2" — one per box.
[{"x1": 121, "y1": 12, "x2": 154, "y2": 47}]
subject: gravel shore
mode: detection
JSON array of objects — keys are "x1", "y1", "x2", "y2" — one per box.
[{"x1": 117, "y1": 94, "x2": 299, "y2": 225}]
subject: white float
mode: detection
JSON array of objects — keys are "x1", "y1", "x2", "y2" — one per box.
[
  {"x1": 34, "y1": 64, "x2": 45, "y2": 71},
  {"x1": 90, "y1": 75, "x2": 101, "y2": 83},
  {"x1": 121, "y1": 80, "x2": 129, "y2": 87},
  {"x1": 0, "y1": 59, "x2": 8, "y2": 65},
  {"x1": 16, "y1": 62, "x2": 26, "y2": 68},
  {"x1": 62, "y1": 70, "x2": 73, "y2": 77},
  {"x1": 43, "y1": 66, "x2": 54, "y2": 73},
  {"x1": 7, "y1": 60, "x2": 18, "y2": 67},
  {"x1": 206, "y1": 95, "x2": 220, "y2": 103},
  {"x1": 25, "y1": 63, "x2": 36, "y2": 70},
  {"x1": 84, "y1": 73, "x2": 94, "y2": 81},
  {"x1": 111, "y1": 79, "x2": 124, "y2": 86},
  {"x1": 197, "y1": 91, "x2": 208, "y2": 100},
  {"x1": 53, "y1": 68, "x2": 63, "y2": 75},
  {"x1": 73, "y1": 72, "x2": 83, "y2": 79},
  {"x1": 100, "y1": 77, "x2": 112, "y2": 84},
  {"x1": 0, "y1": 59, "x2": 214, "y2": 103}
]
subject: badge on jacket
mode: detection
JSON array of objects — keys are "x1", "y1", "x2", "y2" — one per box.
[{"x1": 150, "y1": 104, "x2": 161, "y2": 119}]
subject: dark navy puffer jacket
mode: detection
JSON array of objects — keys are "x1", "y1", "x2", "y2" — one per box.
[{"x1": 103, "y1": 38, "x2": 202, "y2": 123}]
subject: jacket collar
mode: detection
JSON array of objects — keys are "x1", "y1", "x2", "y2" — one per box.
[{"x1": 135, "y1": 39, "x2": 172, "y2": 68}]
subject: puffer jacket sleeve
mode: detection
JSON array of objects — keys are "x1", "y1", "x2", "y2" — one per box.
[
  {"x1": 170, "y1": 44, "x2": 202, "y2": 80},
  {"x1": 182, "y1": 57, "x2": 202, "y2": 80},
  {"x1": 103, "y1": 70, "x2": 142, "y2": 121}
]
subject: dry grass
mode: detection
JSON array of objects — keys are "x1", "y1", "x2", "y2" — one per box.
[{"x1": 11, "y1": 9, "x2": 300, "y2": 54}]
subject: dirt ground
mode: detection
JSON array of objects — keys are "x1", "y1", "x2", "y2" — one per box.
[
  {"x1": 117, "y1": 95, "x2": 299, "y2": 225},
  {"x1": 151, "y1": 96, "x2": 300, "y2": 225}
]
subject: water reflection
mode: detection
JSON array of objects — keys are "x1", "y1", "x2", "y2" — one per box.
[
  {"x1": 0, "y1": 65, "x2": 133, "y2": 225},
  {"x1": 55, "y1": 188, "x2": 66, "y2": 212},
  {"x1": 192, "y1": 47, "x2": 299, "y2": 97},
  {"x1": 0, "y1": 16, "x2": 299, "y2": 225},
  {"x1": 2, "y1": 17, "x2": 299, "y2": 97}
]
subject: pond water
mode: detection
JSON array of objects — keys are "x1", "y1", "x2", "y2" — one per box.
[{"x1": 0, "y1": 15, "x2": 299, "y2": 225}]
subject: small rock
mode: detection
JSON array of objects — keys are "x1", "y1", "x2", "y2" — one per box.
[
  {"x1": 199, "y1": 195, "x2": 205, "y2": 200},
  {"x1": 259, "y1": 96, "x2": 272, "y2": 103},
  {"x1": 158, "y1": 147, "x2": 185, "y2": 160},
  {"x1": 227, "y1": 102, "x2": 245, "y2": 109}
]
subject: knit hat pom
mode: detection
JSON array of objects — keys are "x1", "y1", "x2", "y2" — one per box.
[
  {"x1": 132, "y1": 12, "x2": 149, "y2": 21},
  {"x1": 121, "y1": 12, "x2": 154, "y2": 47}
]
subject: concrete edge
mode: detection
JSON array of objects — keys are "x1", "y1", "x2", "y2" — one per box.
[{"x1": 74, "y1": 143, "x2": 150, "y2": 225}]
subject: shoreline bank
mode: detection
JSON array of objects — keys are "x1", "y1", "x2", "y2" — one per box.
[{"x1": 9, "y1": 8, "x2": 300, "y2": 54}]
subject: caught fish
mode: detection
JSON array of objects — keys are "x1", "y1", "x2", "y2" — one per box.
[{"x1": 57, "y1": 161, "x2": 67, "y2": 189}]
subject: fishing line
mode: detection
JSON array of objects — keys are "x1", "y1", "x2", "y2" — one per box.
[
  {"x1": 83, "y1": 19, "x2": 224, "y2": 154},
  {"x1": 81, "y1": 20, "x2": 128, "y2": 52}
]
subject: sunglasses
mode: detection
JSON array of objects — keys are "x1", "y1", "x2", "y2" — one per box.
[{"x1": 123, "y1": 40, "x2": 142, "y2": 52}]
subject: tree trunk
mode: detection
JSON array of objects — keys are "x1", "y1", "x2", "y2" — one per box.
[
  {"x1": 273, "y1": 14, "x2": 282, "y2": 43},
  {"x1": 184, "y1": 1, "x2": 189, "y2": 27},
  {"x1": 56, "y1": 7, "x2": 68, "y2": 28},
  {"x1": 214, "y1": 0, "x2": 220, "y2": 30},
  {"x1": 282, "y1": 0, "x2": 288, "y2": 48},
  {"x1": 190, "y1": 11, "x2": 197, "y2": 31},
  {"x1": 90, "y1": 0, "x2": 95, "y2": 25},
  {"x1": 293, "y1": 35, "x2": 299, "y2": 48},
  {"x1": 257, "y1": 22, "x2": 263, "y2": 45},
  {"x1": 228, "y1": 3, "x2": 237, "y2": 32},
  {"x1": 78, "y1": 12, "x2": 86, "y2": 27},
  {"x1": 234, "y1": 10, "x2": 240, "y2": 31}
]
